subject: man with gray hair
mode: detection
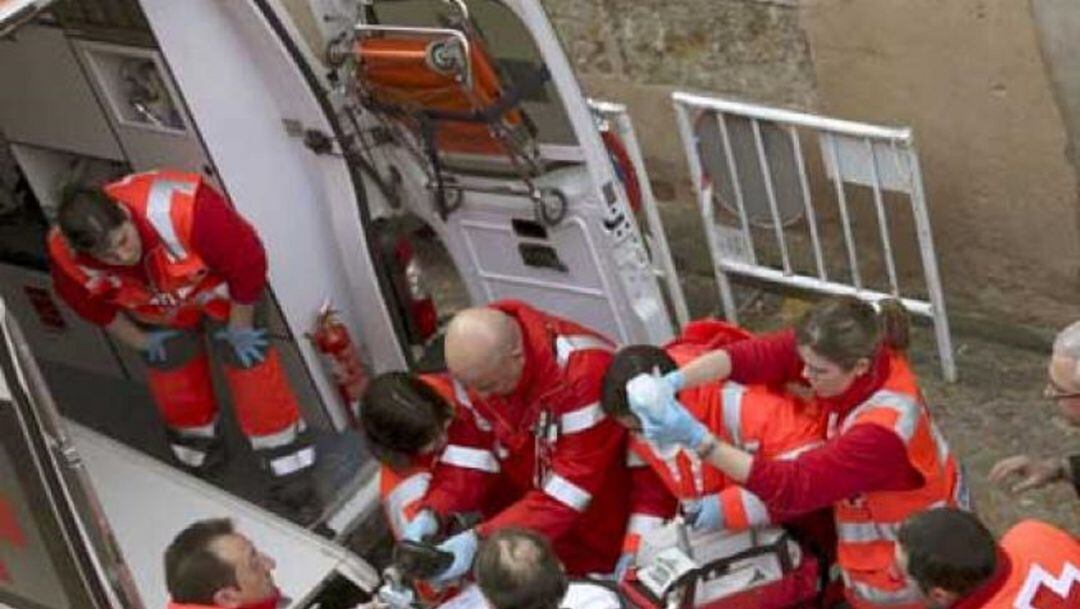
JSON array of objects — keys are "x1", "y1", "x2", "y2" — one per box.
[
  {"x1": 988, "y1": 321, "x2": 1080, "y2": 496},
  {"x1": 474, "y1": 528, "x2": 623, "y2": 609}
]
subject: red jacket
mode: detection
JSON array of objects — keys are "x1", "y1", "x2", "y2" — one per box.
[
  {"x1": 954, "y1": 520, "x2": 1080, "y2": 609},
  {"x1": 624, "y1": 320, "x2": 827, "y2": 552},
  {"x1": 421, "y1": 301, "x2": 629, "y2": 575},
  {"x1": 728, "y1": 330, "x2": 928, "y2": 523},
  {"x1": 50, "y1": 176, "x2": 266, "y2": 326}
]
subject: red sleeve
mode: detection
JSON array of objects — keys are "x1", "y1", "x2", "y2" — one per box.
[
  {"x1": 49, "y1": 261, "x2": 118, "y2": 326},
  {"x1": 629, "y1": 461, "x2": 678, "y2": 519},
  {"x1": 725, "y1": 329, "x2": 804, "y2": 386},
  {"x1": 422, "y1": 414, "x2": 498, "y2": 518},
  {"x1": 189, "y1": 184, "x2": 267, "y2": 304},
  {"x1": 477, "y1": 350, "x2": 626, "y2": 541},
  {"x1": 744, "y1": 424, "x2": 923, "y2": 522}
]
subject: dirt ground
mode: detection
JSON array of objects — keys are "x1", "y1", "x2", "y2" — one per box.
[{"x1": 415, "y1": 223, "x2": 1079, "y2": 537}]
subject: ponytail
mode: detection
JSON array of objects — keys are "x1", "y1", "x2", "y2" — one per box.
[
  {"x1": 876, "y1": 298, "x2": 910, "y2": 352},
  {"x1": 796, "y1": 296, "x2": 910, "y2": 370}
]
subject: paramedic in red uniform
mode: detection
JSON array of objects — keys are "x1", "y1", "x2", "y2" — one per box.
[
  {"x1": 627, "y1": 296, "x2": 968, "y2": 609},
  {"x1": 895, "y1": 507, "x2": 1079, "y2": 609},
  {"x1": 404, "y1": 301, "x2": 629, "y2": 584},
  {"x1": 600, "y1": 320, "x2": 829, "y2": 578},
  {"x1": 47, "y1": 170, "x2": 317, "y2": 520}
]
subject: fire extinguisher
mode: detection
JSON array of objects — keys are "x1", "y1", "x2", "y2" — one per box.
[{"x1": 308, "y1": 301, "x2": 368, "y2": 427}]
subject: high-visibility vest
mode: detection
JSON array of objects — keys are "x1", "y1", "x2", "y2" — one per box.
[
  {"x1": 379, "y1": 463, "x2": 433, "y2": 540},
  {"x1": 48, "y1": 170, "x2": 230, "y2": 328},
  {"x1": 834, "y1": 352, "x2": 968, "y2": 609},
  {"x1": 625, "y1": 342, "x2": 825, "y2": 539},
  {"x1": 973, "y1": 520, "x2": 1080, "y2": 609}
]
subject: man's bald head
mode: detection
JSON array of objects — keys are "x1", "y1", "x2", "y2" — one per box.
[
  {"x1": 445, "y1": 307, "x2": 525, "y2": 397},
  {"x1": 1047, "y1": 321, "x2": 1080, "y2": 425}
]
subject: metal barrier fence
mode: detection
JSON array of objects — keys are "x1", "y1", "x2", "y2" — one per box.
[
  {"x1": 672, "y1": 92, "x2": 955, "y2": 381},
  {"x1": 590, "y1": 99, "x2": 691, "y2": 331}
]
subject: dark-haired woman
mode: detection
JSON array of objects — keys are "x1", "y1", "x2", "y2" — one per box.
[{"x1": 628, "y1": 297, "x2": 968, "y2": 609}]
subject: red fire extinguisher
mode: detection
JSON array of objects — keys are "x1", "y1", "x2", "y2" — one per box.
[{"x1": 308, "y1": 301, "x2": 368, "y2": 427}]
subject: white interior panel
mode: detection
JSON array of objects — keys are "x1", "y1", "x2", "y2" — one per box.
[
  {"x1": 0, "y1": 24, "x2": 123, "y2": 160},
  {"x1": 457, "y1": 214, "x2": 626, "y2": 342},
  {"x1": 0, "y1": 264, "x2": 123, "y2": 378},
  {"x1": 68, "y1": 421, "x2": 378, "y2": 609}
]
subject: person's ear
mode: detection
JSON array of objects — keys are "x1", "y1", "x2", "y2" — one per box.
[
  {"x1": 852, "y1": 357, "x2": 871, "y2": 377},
  {"x1": 927, "y1": 586, "x2": 958, "y2": 608},
  {"x1": 212, "y1": 587, "x2": 243, "y2": 608}
]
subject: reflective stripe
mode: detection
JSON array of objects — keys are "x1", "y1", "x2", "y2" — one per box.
[
  {"x1": 171, "y1": 444, "x2": 206, "y2": 467},
  {"x1": 929, "y1": 420, "x2": 950, "y2": 464},
  {"x1": 250, "y1": 421, "x2": 306, "y2": 450},
  {"x1": 195, "y1": 282, "x2": 230, "y2": 305},
  {"x1": 837, "y1": 521, "x2": 900, "y2": 543},
  {"x1": 845, "y1": 389, "x2": 920, "y2": 441},
  {"x1": 626, "y1": 450, "x2": 647, "y2": 467},
  {"x1": 385, "y1": 472, "x2": 431, "y2": 537},
  {"x1": 847, "y1": 578, "x2": 923, "y2": 606},
  {"x1": 626, "y1": 513, "x2": 664, "y2": 536},
  {"x1": 555, "y1": 334, "x2": 614, "y2": 368},
  {"x1": 440, "y1": 445, "x2": 500, "y2": 473},
  {"x1": 269, "y1": 446, "x2": 316, "y2": 477},
  {"x1": 720, "y1": 383, "x2": 747, "y2": 448},
  {"x1": 739, "y1": 490, "x2": 771, "y2": 527},
  {"x1": 146, "y1": 179, "x2": 196, "y2": 260},
  {"x1": 543, "y1": 473, "x2": 592, "y2": 511},
  {"x1": 560, "y1": 402, "x2": 605, "y2": 434},
  {"x1": 173, "y1": 418, "x2": 218, "y2": 439},
  {"x1": 775, "y1": 441, "x2": 823, "y2": 461}
]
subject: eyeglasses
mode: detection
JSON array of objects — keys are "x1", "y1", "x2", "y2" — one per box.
[{"x1": 1042, "y1": 382, "x2": 1080, "y2": 401}]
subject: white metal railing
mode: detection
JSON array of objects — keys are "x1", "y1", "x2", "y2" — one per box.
[
  {"x1": 590, "y1": 99, "x2": 691, "y2": 330},
  {"x1": 673, "y1": 92, "x2": 955, "y2": 381}
]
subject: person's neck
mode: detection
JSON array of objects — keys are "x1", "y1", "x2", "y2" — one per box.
[{"x1": 951, "y1": 548, "x2": 1012, "y2": 609}]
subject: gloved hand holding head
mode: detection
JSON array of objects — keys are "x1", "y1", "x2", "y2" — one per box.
[
  {"x1": 600, "y1": 344, "x2": 680, "y2": 432},
  {"x1": 625, "y1": 372, "x2": 706, "y2": 450}
]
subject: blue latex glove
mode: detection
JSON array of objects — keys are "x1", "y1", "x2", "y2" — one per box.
[
  {"x1": 142, "y1": 329, "x2": 181, "y2": 363},
  {"x1": 402, "y1": 509, "x2": 438, "y2": 542},
  {"x1": 664, "y1": 369, "x2": 686, "y2": 393},
  {"x1": 626, "y1": 372, "x2": 707, "y2": 449},
  {"x1": 614, "y1": 552, "x2": 635, "y2": 582},
  {"x1": 214, "y1": 326, "x2": 269, "y2": 368},
  {"x1": 682, "y1": 495, "x2": 723, "y2": 532},
  {"x1": 429, "y1": 529, "x2": 478, "y2": 585}
]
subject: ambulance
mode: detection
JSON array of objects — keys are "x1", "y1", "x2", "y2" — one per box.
[{"x1": 0, "y1": 1, "x2": 682, "y2": 608}]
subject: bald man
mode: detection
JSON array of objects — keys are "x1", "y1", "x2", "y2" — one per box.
[
  {"x1": 989, "y1": 320, "x2": 1080, "y2": 497},
  {"x1": 406, "y1": 300, "x2": 630, "y2": 583}
]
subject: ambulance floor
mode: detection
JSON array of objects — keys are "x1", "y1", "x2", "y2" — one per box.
[{"x1": 39, "y1": 359, "x2": 371, "y2": 528}]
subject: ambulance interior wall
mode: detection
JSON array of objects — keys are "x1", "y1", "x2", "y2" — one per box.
[
  {"x1": 541, "y1": 0, "x2": 1080, "y2": 339},
  {"x1": 0, "y1": 22, "x2": 330, "y2": 451}
]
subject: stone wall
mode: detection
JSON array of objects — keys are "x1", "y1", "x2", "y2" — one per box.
[{"x1": 542, "y1": 0, "x2": 1080, "y2": 334}]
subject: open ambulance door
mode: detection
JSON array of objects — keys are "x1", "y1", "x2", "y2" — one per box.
[
  {"x1": 0, "y1": 298, "x2": 380, "y2": 609},
  {"x1": 315, "y1": 0, "x2": 677, "y2": 347}
]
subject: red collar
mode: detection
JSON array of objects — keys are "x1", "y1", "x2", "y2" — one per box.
[
  {"x1": 819, "y1": 347, "x2": 892, "y2": 418},
  {"x1": 951, "y1": 548, "x2": 1012, "y2": 609},
  {"x1": 167, "y1": 593, "x2": 282, "y2": 609}
]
